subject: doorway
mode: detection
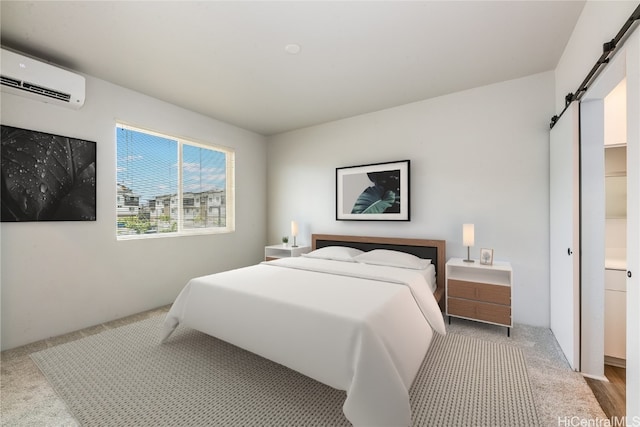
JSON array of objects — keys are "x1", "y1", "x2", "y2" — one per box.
[
  {"x1": 583, "y1": 79, "x2": 628, "y2": 420},
  {"x1": 579, "y1": 28, "x2": 639, "y2": 421}
]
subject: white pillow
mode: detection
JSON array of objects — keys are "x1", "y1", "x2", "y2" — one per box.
[
  {"x1": 301, "y1": 246, "x2": 364, "y2": 262},
  {"x1": 354, "y1": 249, "x2": 431, "y2": 270}
]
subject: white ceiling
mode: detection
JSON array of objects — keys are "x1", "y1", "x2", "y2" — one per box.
[{"x1": 1, "y1": 1, "x2": 585, "y2": 136}]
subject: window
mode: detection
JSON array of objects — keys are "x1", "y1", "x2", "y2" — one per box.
[{"x1": 116, "y1": 123, "x2": 234, "y2": 238}]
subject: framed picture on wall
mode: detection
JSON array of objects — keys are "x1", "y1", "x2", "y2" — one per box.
[
  {"x1": 480, "y1": 248, "x2": 494, "y2": 265},
  {"x1": 336, "y1": 160, "x2": 410, "y2": 221},
  {"x1": 1, "y1": 125, "x2": 96, "y2": 222}
]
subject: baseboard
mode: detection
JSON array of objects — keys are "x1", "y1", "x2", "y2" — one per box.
[{"x1": 604, "y1": 356, "x2": 626, "y2": 368}]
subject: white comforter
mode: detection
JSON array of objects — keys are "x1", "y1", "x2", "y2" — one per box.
[{"x1": 162, "y1": 257, "x2": 445, "y2": 427}]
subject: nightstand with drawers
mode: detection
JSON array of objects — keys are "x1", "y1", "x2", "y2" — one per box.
[{"x1": 445, "y1": 257, "x2": 513, "y2": 336}]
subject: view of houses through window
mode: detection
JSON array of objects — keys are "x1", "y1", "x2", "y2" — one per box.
[{"x1": 116, "y1": 124, "x2": 234, "y2": 237}]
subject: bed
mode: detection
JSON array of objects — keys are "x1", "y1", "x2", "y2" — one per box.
[{"x1": 162, "y1": 234, "x2": 446, "y2": 427}]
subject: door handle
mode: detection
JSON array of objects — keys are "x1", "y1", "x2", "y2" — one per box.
[{"x1": 568, "y1": 248, "x2": 573, "y2": 255}]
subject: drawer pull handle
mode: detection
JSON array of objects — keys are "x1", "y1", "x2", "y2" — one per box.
[{"x1": 628, "y1": 271, "x2": 633, "y2": 278}]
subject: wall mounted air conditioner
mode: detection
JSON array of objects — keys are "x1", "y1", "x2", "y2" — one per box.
[{"x1": 1, "y1": 48, "x2": 85, "y2": 109}]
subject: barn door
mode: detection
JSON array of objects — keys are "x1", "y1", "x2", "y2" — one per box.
[{"x1": 549, "y1": 101, "x2": 580, "y2": 371}]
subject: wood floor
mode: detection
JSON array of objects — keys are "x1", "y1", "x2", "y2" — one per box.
[{"x1": 585, "y1": 365, "x2": 626, "y2": 423}]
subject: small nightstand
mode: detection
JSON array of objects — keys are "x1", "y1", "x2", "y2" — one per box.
[
  {"x1": 446, "y1": 258, "x2": 513, "y2": 336},
  {"x1": 264, "y1": 245, "x2": 311, "y2": 261}
]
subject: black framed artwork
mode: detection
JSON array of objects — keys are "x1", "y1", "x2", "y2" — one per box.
[
  {"x1": 336, "y1": 160, "x2": 410, "y2": 221},
  {"x1": 1, "y1": 125, "x2": 96, "y2": 222}
]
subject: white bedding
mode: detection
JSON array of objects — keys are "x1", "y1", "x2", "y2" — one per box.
[
  {"x1": 162, "y1": 257, "x2": 445, "y2": 427},
  {"x1": 420, "y1": 263, "x2": 437, "y2": 293}
]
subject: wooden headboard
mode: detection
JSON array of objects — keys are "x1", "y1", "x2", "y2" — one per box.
[{"x1": 312, "y1": 234, "x2": 446, "y2": 310}]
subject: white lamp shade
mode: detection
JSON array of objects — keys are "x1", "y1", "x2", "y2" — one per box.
[
  {"x1": 291, "y1": 221, "x2": 298, "y2": 237},
  {"x1": 463, "y1": 224, "x2": 474, "y2": 247}
]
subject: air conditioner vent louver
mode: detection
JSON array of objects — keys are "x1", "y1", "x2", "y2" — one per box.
[
  {"x1": 0, "y1": 48, "x2": 85, "y2": 109},
  {"x1": 1, "y1": 76, "x2": 72, "y2": 102},
  {"x1": 1, "y1": 75, "x2": 21, "y2": 87}
]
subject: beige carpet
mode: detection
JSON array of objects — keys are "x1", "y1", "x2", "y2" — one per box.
[
  {"x1": 28, "y1": 314, "x2": 538, "y2": 426},
  {"x1": 1, "y1": 307, "x2": 606, "y2": 427}
]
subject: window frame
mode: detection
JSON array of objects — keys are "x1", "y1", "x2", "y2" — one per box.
[{"x1": 116, "y1": 123, "x2": 235, "y2": 240}]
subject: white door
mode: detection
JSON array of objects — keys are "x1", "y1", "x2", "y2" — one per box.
[{"x1": 549, "y1": 101, "x2": 580, "y2": 371}]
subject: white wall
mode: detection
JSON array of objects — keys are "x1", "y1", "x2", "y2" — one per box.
[
  {"x1": 267, "y1": 71, "x2": 554, "y2": 327},
  {"x1": 1, "y1": 74, "x2": 267, "y2": 350}
]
